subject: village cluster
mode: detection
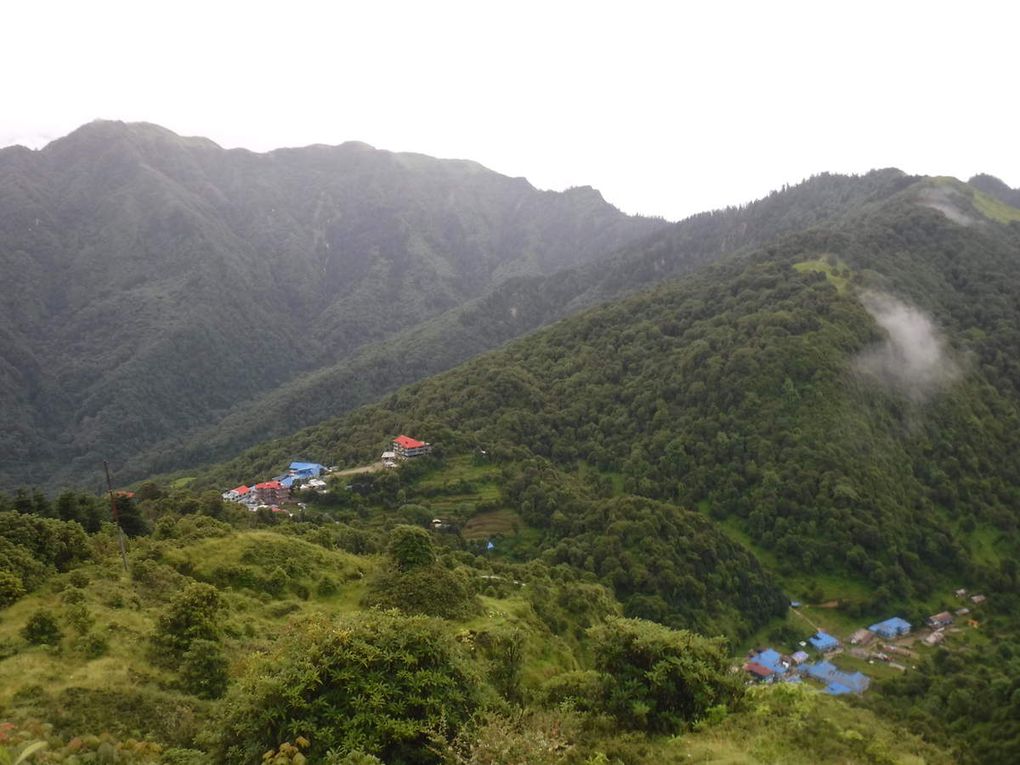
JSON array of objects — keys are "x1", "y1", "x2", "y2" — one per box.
[
  {"x1": 743, "y1": 590, "x2": 988, "y2": 695},
  {"x1": 219, "y1": 435, "x2": 432, "y2": 513}
]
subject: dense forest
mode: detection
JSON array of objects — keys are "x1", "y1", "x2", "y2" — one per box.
[
  {"x1": 2, "y1": 170, "x2": 1019, "y2": 763},
  {"x1": 0, "y1": 121, "x2": 664, "y2": 491}
]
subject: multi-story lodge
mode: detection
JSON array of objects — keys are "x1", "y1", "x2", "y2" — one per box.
[{"x1": 392, "y1": 435, "x2": 432, "y2": 459}]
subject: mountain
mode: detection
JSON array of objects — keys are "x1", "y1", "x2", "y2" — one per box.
[
  {"x1": 3, "y1": 170, "x2": 1019, "y2": 763},
  {"x1": 190, "y1": 172, "x2": 1020, "y2": 615},
  {"x1": 0, "y1": 121, "x2": 665, "y2": 490},
  {"x1": 115, "y1": 168, "x2": 917, "y2": 482}
]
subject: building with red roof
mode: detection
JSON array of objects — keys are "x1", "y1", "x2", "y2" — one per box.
[
  {"x1": 392, "y1": 434, "x2": 432, "y2": 459},
  {"x1": 252, "y1": 480, "x2": 289, "y2": 505},
  {"x1": 222, "y1": 485, "x2": 250, "y2": 502}
]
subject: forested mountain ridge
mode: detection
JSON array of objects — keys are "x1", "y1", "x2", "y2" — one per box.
[
  {"x1": 0, "y1": 121, "x2": 664, "y2": 490},
  {"x1": 2, "y1": 171, "x2": 1019, "y2": 764},
  {"x1": 188, "y1": 172, "x2": 1020, "y2": 602},
  {"x1": 115, "y1": 168, "x2": 920, "y2": 482}
]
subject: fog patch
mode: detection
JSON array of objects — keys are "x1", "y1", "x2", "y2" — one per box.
[{"x1": 854, "y1": 291, "x2": 959, "y2": 401}]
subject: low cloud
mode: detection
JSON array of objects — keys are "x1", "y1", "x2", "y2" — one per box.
[{"x1": 854, "y1": 291, "x2": 959, "y2": 401}]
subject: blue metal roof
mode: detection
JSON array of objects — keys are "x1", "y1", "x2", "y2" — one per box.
[
  {"x1": 808, "y1": 631, "x2": 839, "y2": 651},
  {"x1": 868, "y1": 617, "x2": 911, "y2": 637},
  {"x1": 754, "y1": 648, "x2": 788, "y2": 675},
  {"x1": 290, "y1": 461, "x2": 325, "y2": 475},
  {"x1": 803, "y1": 661, "x2": 870, "y2": 693}
]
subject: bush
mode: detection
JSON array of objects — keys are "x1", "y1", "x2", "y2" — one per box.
[
  {"x1": 387, "y1": 525, "x2": 436, "y2": 571},
  {"x1": 180, "y1": 639, "x2": 230, "y2": 699},
  {"x1": 588, "y1": 618, "x2": 743, "y2": 733},
  {"x1": 21, "y1": 610, "x2": 63, "y2": 645},
  {"x1": 0, "y1": 569, "x2": 26, "y2": 607},
  {"x1": 211, "y1": 611, "x2": 479, "y2": 764},
  {"x1": 75, "y1": 630, "x2": 109, "y2": 658},
  {"x1": 364, "y1": 563, "x2": 479, "y2": 620},
  {"x1": 151, "y1": 582, "x2": 224, "y2": 660}
]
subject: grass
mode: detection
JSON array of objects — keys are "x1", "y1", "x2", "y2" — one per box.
[
  {"x1": 793, "y1": 256, "x2": 851, "y2": 292},
  {"x1": 462, "y1": 508, "x2": 522, "y2": 541},
  {"x1": 970, "y1": 188, "x2": 1020, "y2": 223}
]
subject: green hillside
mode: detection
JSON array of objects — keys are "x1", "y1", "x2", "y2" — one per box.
[
  {"x1": 114, "y1": 169, "x2": 917, "y2": 483},
  {"x1": 2, "y1": 171, "x2": 1020, "y2": 763},
  {"x1": 0, "y1": 121, "x2": 664, "y2": 491}
]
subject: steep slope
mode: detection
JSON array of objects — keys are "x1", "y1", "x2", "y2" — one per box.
[
  {"x1": 190, "y1": 174, "x2": 1020, "y2": 602},
  {"x1": 0, "y1": 121, "x2": 664, "y2": 489},
  {"x1": 117, "y1": 169, "x2": 917, "y2": 481}
]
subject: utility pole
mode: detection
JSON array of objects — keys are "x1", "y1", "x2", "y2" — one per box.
[{"x1": 104, "y1": 460, "x2": 130, "y2": 575}]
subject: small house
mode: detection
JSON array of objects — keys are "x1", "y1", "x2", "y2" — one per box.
[
  {"x1": 868, "y1": 617, "x2": 911, "y2": 639},
  {"x1": 954, "y1": 588, "x2": 967, "y2": 598},
  {"x1": 808, "y1": 631, "x2": 839, "y2": 652},
  {"x1": 970, "y1": 594, "x2": 986, "y2": 605},
  {"x1": 922, "y1": 631, "x2": 946, "y2": 646},
  {"x1": 802, "y1": 660, "x2": 870, "y2": 695},
  {"x1": 222, "y1": 485, "x2": 250, "y2": 502},
  {"x1": 393, "y1": 435, "x2": 432, "y2": 459},
  {"x1": 744, "y1": 662, "x2": 774, "y2": 682},
  {"x1": 791, "y1": 650, "x2": 810, "y2": 664},
  {"x1": 927, "y1": 611, "x2": 953, "y2": 629},
  {"x1": 751, "y1": 648, "x2": 789, "y2": 675}
]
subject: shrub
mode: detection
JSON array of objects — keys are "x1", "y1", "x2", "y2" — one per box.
[
  {"x1": 0, "y1": 570, "x2": 26, "y2": 607},
  {"x1": 61, "y1": 586, "x2": 86, "y2": 605},
  {"x1": 387, "y1": 525, "x2": 436, "y2": 571},
  {"x1": 180, "y1": 639, "x2": 230, "y2": 699},
  {"x1": 211, "y1": 611, "x2": 479, "y2": 764},
  {"x1": 75, "y1": 630, "x2": 109, "y2": 659},
  {"x1": 588, "y1": 618, "x2": 743, "y2": 733},
  {"x1": 151, "y1": 583, "x2": 224, "y2": 660},
  {"x1": 21, "y1": 611, "x2": 63, "y2": 645},
  {"x1": 65, "y1": 603, "x2": 95, "y2": 634},
  {"x1": 67, "y1": 569, "x2": 90, "y2": 588},
  {"x1": 364, "y1": 564, "x2": 479, "y2": 620}
]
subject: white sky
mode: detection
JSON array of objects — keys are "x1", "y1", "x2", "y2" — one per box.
[{"x1": 2, "y1": 0, "x2": 1017, "y2": 220}]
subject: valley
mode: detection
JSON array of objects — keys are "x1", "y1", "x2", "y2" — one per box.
[{"x1": 2, "y1": 126, "x2": 1020, "y2": 764}]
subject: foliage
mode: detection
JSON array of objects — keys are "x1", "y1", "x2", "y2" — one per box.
[
  {"x1": 0, "y1": 120, "x2": 662, "y2": 491},
  {"x1": 365, "y1": 563, "x2": 480, "y2": 620},
  {"x1": 20, "y1": 611, "x2": 63, "y2": 646},
  {"x1": 387, "y1": 525, "x2": 437, "y2": 571},
  {"x1": 0, "y1": 570, "x2": 26, "y2": 607},
  {"x1": 150, "y1": 582, "x2": 224, "y2": 659},
  {"x1": 180, "y1": 639, "x2": 230, "y2": 699},
  {"x1": 211, "y1": 611, "x2": 480, "y2": 764},
  {"x1": 587, "y1": 618, "x2": 742, "y2": 733}
]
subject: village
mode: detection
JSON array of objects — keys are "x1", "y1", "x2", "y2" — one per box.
[
  {"x1": 219, "y1": 432, "x2": 990, "y2": 703},
  {"x1": 219, "y1": 434, "x2": 432, "y2": 514},
  {"x1": 743, "y1": 589, "x2": 988, "y2": 695}
]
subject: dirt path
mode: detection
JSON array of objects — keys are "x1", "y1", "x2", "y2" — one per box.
[
  {"x1": 791, "y1": 606, "x2": 822, "y2": 632},
  {"x1": 334, "y1": 462, "x2": 385, "y2": 476}
]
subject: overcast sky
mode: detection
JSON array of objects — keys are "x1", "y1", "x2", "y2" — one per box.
[{"x1": 3, "y1": 0, "x2": 1016, "y2": 220}]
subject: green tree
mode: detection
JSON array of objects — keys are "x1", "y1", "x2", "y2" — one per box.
[
  {"x1": 211, "y1": 611, "x2": 479, "y2": 764},
  {"x1": 387, "y1": 525, "x2": 436, "y2": 571},
  {"x1": 21, "y1": 610, "x2": 63, "y2": 646},
  {"x1": 151, "y1": 582, "x2": 224, "y2": 659},
  {"x1": 588, "y1": 617, "x2": 742, "y2": 733},
  {"x1": 180, "y1": 639, "x2": 230, "y2": 699}
]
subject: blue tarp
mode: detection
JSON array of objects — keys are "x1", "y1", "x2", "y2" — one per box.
[
  {"x1": 869, "y1": 617, "x2": 911, "y2": 639},
  {"x1": 808, "y1": 631, "x2": 839, "y2": 651}
]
